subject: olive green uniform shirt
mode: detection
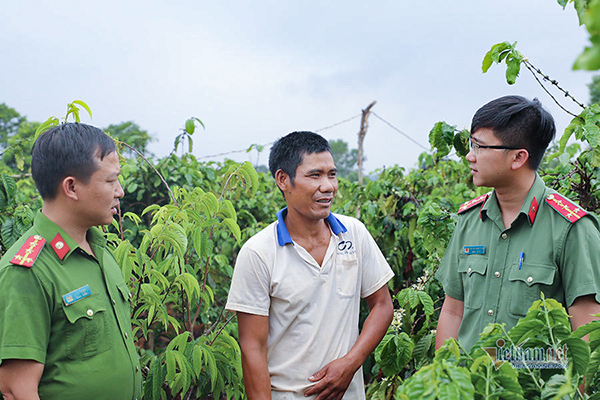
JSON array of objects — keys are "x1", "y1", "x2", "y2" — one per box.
[
  {"x1": 0, "y1": 212, "x2": 142, "y2": 400},
  {"x1": 436, "y1": 175, "x2": 600, "y2": 352}
]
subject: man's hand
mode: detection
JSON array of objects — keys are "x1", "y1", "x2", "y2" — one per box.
[
  {"x1": 305, "y1": 286, "x2": 393, "y2": 399},
  {"x1": 304, "y1": 357, "x2": 356, "y2": 400}
]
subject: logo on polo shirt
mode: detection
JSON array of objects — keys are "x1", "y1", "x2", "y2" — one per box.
[{"x1": 337, "y1": 240, "x2": 355, "y2": 255}]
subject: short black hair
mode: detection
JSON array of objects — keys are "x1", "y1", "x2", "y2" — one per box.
[
  {"x1": 31, "y1": 123, "x2": 117, "y2": 199},
  {"x1": 268, "y1": 131, "x2": 331, "y2": 181},
  {"x1": 471, "y1": 95, "x2": 555, "y2": 170}
]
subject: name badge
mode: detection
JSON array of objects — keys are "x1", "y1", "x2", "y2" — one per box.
[
  {"x1": 464, "y1": 245, "x2": 485, "y2": 255},
  {"x1": 62, "y1": 284, "x2": 92, "y2": 306}
]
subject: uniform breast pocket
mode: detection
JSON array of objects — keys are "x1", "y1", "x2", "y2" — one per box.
[
  {"x1": 508, "y1": 263, "x2": 556, "y2": 318},
  {"x1": 62, "y1": 296, "x2": 113, "y2": 359},
  {"x1": 457, "y1": 256, "x2": 488, "y2": 310},
  {"x1": 335, "y1": 257, "x2": 359, "y2": 298}
]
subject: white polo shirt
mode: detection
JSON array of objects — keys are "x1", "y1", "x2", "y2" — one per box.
[{"x1": 226, "y1": 209, "x2": 394, "y2": 399}]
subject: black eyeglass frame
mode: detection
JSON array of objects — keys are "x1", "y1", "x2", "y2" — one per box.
[{"x1": 469, "y1": 141, "x2": 521, "y2": 152}]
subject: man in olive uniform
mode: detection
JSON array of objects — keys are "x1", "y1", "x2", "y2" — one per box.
[
  {"x1": 0, "y1": 123, "x2": 142, "y2": 399},
  {"x1": 436, "y1": 95, "x2": 600, "y2": 352}
]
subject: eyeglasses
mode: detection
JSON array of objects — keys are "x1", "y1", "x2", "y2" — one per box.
[{"x1": 469, "y1": 140, "x2": 521, "y2": 156}]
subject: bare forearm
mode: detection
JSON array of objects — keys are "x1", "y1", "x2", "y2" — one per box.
[
  {"x1": 240, "y1": 348, "x2": 271, "y2": 400},
  {"x1": 237, "y1": 312, "x2": 271, "y2": 400},
  {"x1": 345, "y1": 288, "x2": 394, "y2": 370},
  {"x1": 0, "y1": 359, "x2": 43, "y2": 400},
  {"x1": 435, "y1": 295, "x2": 464, "y2": 350}
]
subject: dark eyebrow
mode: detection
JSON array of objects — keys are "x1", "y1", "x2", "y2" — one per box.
[
  {"x1": 306, "y1": 167, "x2": 337, "y2": 174},
  {"x1": 470, "y1": 135, "x2": 485, "y2": 145}
]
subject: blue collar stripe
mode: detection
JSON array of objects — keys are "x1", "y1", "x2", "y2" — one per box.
[{"x1": 276, "y1": 208, "x2": 347, "y2": 246}]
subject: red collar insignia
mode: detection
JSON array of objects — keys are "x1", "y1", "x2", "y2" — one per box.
[
  {"x1": 528, "y1": 197, "x2": 539, "y2": 224},
  {"x1": 50, "y1": 233, "x2": 70, "y2": 260}
]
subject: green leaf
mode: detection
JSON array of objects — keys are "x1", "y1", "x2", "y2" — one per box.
[
  {"x1": 71, "y1": 100, "x2": 93, "y2": 119},
  {"x1": 192, "y1": 344, "x2": 203, "y2": 378},
  {"x1": 0, "y1": 174, "x2": 17, "y2": 207},
  {"x1": 185, "y1": 118, "x2": 195, "y2": 135},
  {"x1": 222, "y1": 218, "x2": 241, "y2": 243},
  {"x1": 453, "y1": 129, "x2": 469, "y2": 157},
  {"x1": 34, "y1": 117, "x2": 59, "y2": 139},
  {"x1": 202, "y1": 345, "x2": 219, "y2": 392},
  {"x1": 584, "y1": 120, "x2": 600, "y2": 147},
  {"x1": 561, "y1": 337, "x2": 590, "y2": 376},
  {"x1": 1, "y1": 219, "x2": 20, "y2": 249},
  {"x1": 193, "y1": 117, "x2": 205, "y2": 129},
  {"x1": 165, "y1": 350, "x2": 176, "y2": 381},
  {"x1": 574, "y1": 40, "x2": 600, "y2": 70},
  {"x1": 376, "y1": 331, "x2": 414, "y2": 376},
  {"x1": 417, "y1": 291, "x2": 434, "y2": 315},
  {"x1": 505, "y1": 56, "x2": 522, "y2": 85}
]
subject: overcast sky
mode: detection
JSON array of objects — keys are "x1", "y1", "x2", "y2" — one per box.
[{"x1": 1, "y1": 1, "x2": 595, "y2": 173}]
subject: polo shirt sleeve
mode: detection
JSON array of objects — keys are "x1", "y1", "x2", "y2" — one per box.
[
  {"x1": 435, "y1": 227, "x2": 465, "y2": 301},
  {"x1": 357, "y1": 222, "x2": 394, "y2": 298},
  {"x1": 225, "y1": 244, "x2": 271, "y2": 316},
  {"x1": 0, "y1": 266, "x2": 52, "y2": 364},
  {"x1": 559, "y1": 215, "x2": 600, "y2": 307}
]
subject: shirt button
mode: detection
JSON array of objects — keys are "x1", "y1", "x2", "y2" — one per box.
[
  {"x1": 501, "y1": 233, "x2": 508, "y2": 240},
  {"x1": 86, "y1": 309, "x2": 94, "y2": 317},
  {"x1": 527, "y1": 276, "x2": 534, "y2": 283},
  {"x1": 125, "y1": 333, "x2": 129, "y2": 339},
  {"x1": 112, "y1": 299, "x2": 116, "y2": 305},
  {"x1": 136, "y1": 366, "x2": 140, "y2": 372},
  {"x1": 494, "y1": 271, "x2": 501, "y2": 278},
  {"x1": 467, "y1": 267, "x2": 472, "y2": 274},
  {"x1": 488, "y1": 309, "x2": 494, "y2": 316}
]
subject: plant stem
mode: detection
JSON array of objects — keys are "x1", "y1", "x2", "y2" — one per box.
[{"x1": 119, "y1": 141, "x2": 178, "y2": 206}]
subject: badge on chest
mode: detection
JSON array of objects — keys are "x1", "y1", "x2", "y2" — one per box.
[
  {"x1": 464, "y1": 245, "x2": 485, "y2": 255},
  {"x1": 62, "y1": 284, "x2": 92, "y2": 306}
]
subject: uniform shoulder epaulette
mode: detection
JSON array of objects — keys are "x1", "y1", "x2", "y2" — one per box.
[
  {"x1": 545, "y1": 193, "x2": 587, "y2": 223},
  {"x1": 10, "y1": 235, "x2": 46, "y2": 268},
  {"x1": 458, "y1": 192, "x2": 491, "y2": 214}
]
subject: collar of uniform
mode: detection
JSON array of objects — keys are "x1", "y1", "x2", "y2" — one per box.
[
  {"x1": 33, "y1": 211, "x2": 106, "y2": 261},
  {"x1": 479, "y1": 174, "x2": 545, "y2": 226},
  {"x1": 518, "y1": 174, "x2": 546, "y2": 226},
  {"x1": 275, "y1": 208, "x2": 348, "y2": 246}
]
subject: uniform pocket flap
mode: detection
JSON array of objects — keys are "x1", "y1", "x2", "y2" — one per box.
[
  {"x1": 62, "y1": 297, "x2": 107, "y2": 323},
  {"x1": 117, "y1": 282, "x2": 132, "y2": 302},
  {"x1": 457, "y1": 256, "x2": 488, "y2": 276},
  {"x1": 508, "y1": 263, "x2": 555, "y2": 287}
]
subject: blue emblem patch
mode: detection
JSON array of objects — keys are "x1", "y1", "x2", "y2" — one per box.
[
  {"x1": 62, "y1": 284, "x2": 92, "y2": 306},
  {"x1": 464, "y1": 245, "x2": 485, "y2": 255}
]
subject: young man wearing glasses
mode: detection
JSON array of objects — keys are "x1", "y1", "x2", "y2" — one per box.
[{"x1": 435, "y1": 95, "x2": 600, "y2": 352}]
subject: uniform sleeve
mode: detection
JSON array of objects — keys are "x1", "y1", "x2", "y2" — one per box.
[
  {"x1": 225, "y1": 244, "x2": 272, "y2": 316},
  {"x1": 559, "y1": 215, "x2": 600, "y2": 307},
  {"x1": 357, "y1": 222, "x2": 394, "y2": 298},
  {"x1": 435, "y1": 226, "x2": 465, "y2": 301},
  {"x1": 0, "y1": 266, "x2": 52, "y2": 364}
]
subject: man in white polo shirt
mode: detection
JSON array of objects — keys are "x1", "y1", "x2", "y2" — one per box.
[{"x1": 226, "y1": 131, "x2": 394, "y2": 399}]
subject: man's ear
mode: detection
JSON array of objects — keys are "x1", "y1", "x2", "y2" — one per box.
[
  {"x1": 275, "y1": 169, "x2": 291, "y2": 192},
  {"x1": 60, "y1": 176, "x2": 79, "y2": 201},
  {"x1": 511, "y1": 149, "x2": 530, "y2": 170}
]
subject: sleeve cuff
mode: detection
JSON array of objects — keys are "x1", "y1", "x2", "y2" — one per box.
[
  {"x1": 0, "y1": 345, "x2": 46, "y2": 364},
  {"x1": 225, "y1": 302, "x2": 269, "y2": 317},
  {"x1": 361, "y1": 271, "x2": 394, "y2": 298}
]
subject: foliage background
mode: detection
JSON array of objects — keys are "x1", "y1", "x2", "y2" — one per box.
[{"x1": 2, "y1": 1, "x2": 600, "y2": 399}]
